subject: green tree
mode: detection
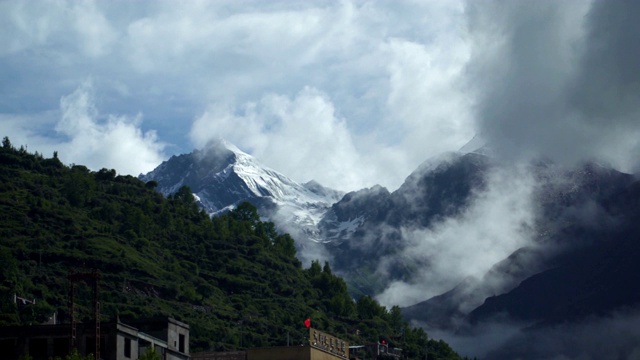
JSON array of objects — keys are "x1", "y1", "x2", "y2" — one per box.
[
  {"x1": 51, "y1": 348, "x2": 95, "y2": 360},
  {"x1": 95, "y1": 168, "x2": 116, "y2": 181},
  {"x1": 0, "y1": 247, "x2": 18, "y2": 288},
  {"x1": 307, "y1": 260, "x2": 322, "y2": 278},
  {"x1": 274, "y1": 234, "x2": 296, "y2": 258},
  {"x1": 388, "y1": 306, "x2": 404, "y2": 334},
  {"x1": 145, "y1": 180, "x2": 159, "y2": 189},
  {"x1": 322, "y1": 261, "x2": 333, "y2": 275},
  {"x1": 2, "y1": 136, "x2": 12, "y2": 149},
  {"x1": 357, "y1": 295, "x2": 385, "y2": 320},
  {"x1": 171, "y1": 185, "x2": 196, "y2": 204},
  {"x1": 230, "y1": 201, "x2": 260, "y2": 224},
  {"x1": 139, "y1": 347, "x2": 161, "y2": 360}
]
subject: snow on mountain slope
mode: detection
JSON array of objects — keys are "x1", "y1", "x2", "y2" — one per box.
[
  {"x1": 140, "y1": 139, "x2": 344, "y2": 244},
  {"x1": 458, "y1": 134, "x2": 486, "y2": 154}
]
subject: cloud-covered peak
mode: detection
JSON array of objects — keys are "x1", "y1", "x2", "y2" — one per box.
[{"x1": 199, "y1": 137, "x2": 250, "y2": 160}]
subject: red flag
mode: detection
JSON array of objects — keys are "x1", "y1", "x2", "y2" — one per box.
[{"x1": 304, "y1": 318, "x2": 311, "y2": 328}]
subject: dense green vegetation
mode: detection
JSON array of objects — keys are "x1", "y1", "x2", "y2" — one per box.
[{"x1": 0, "y1": 137, "x2": 464, "y2": 359}]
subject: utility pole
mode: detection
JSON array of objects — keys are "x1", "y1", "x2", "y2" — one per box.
[{"x1": 68, "y1": 269, "x2": 101, "y2": 359}]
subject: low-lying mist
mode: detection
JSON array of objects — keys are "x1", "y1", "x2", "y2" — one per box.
[{"x1": 375, "y1": 163, "x2": 537, "y2": 308}]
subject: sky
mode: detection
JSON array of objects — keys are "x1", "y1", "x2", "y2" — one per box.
[{"x1": 1, "y1": 0, "x2": 639, "y2": 193}]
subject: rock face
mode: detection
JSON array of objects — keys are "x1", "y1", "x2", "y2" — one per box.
[
  {"x1": 139, "y1": 139, "x2": 343, "y2": 263},
  {"x1": 396, "y1": 160, "x2": 640, "y2": 358},
  {"x1": 320, "y1": 151, "x2": 492, "y2": 296},
  {"x1": 467, "y1": 173, "x2": 640, "y2": 325},
  {"x1": 142, "y1": 138, "x2": 640, "y2": 357}
]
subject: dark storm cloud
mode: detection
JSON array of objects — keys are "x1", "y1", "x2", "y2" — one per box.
[
  {"x1": 467, "y1": 0, "x2": 640, "y2": 173},
  {"x1": 571, "y1": 1, "x2": 640, "y2": 121}
]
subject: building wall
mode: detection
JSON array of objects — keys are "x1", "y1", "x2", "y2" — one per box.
[
  {"x1": 167, "y1": 317, "x2": 190, "y2": 357},
  {"x1": 192, "y1": 350, "x2": 247, "y2": 360},
  {"x1": 245, "y1": 345, "x2": 348, "y2": 360},
  {"x1": 114, "y1": 322, "x2": 138, "y2": 360},
  {"x1": 308, "y1": 328, "x2": 348, "y2": 359},
  {"x1": 309, "y1": 347, "x2": 349, "y2": 360},
  {"x1": 248, "y1": 346, "x2": 310, "y2": 360},
  {"x1": 0, "y1": 324, "x2": 113, "y2": 360},
  {"x1": 0, "y1": 319, "x2": 190, "y2": 360}
]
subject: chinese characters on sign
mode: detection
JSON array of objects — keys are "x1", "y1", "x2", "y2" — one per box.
[{"x1": 309, "y1": 328, "x2": 349, "y2": 358}]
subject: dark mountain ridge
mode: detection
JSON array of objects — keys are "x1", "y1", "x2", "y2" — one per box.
[
  {"x1": 469, "y1": 176, "x2": 640, "y2": 326},
  {"x1": 322, "y1": 152, "x2": 492, "y2": 295},
  {"x1": 395, "y1": 157, "x2": 640, "y2": 358},
  {"x1": 140, "y1": 139, "x2": 344, "y2": 264},
  {"x1": 0, "y1": 138, "x2": 463, "y2": 359},
  {"x1": 140, "y1": 140, "x2": 271, "y2": 213},
  {"x1": 137, "y1": 137, "x2": 640, "y2": 358}
]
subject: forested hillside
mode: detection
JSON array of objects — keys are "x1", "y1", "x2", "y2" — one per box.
[{"x1": 0, "y1": 137, "x2": 464, "y2": 359}]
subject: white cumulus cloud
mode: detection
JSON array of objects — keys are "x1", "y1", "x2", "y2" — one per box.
[
  {"x1": 55, "y1": 82, "x2": 166, "y2": 175},
  {"x1": 191, "y1": 87, "x2": 371, "y2": 191}
]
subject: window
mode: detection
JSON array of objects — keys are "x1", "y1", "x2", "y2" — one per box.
[
  {"x1": 0, "y1": 339, "x2": 16, "y2": 357},
  {"x1": 53, "y1": 338, "x2": 69, "y2": 358},
  {"x1": 179, "y1": 334, "x2": 185, "y2": 353},
  {"x1": 124, "y1": 338, "x2": 131, "y2": 358},
  {"x1": 29, "y1": 338, "x2": 47, "y2": 359}
]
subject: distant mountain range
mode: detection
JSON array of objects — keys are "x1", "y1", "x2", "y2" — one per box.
[
  {"x1": 139, "y1": 139, "x2": 343, "y2": 264},
  {"x1": 321, "y1": 151, "x2": 492, "y2": 295},
  {"x1": 140, "y1": 138, "x2": 640, "y2": 359},
  {"x1": 0, "y1": 141, "x2": 458, "y2": 359}
]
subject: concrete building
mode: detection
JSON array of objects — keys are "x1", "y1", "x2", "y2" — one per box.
[
  {"x1": 191, "y1": 328, "x2": 403, "y2": 360},
  {"x1": 193, "y1": 346, "x2": 346, "y2": 360},
  {"x1": 0, "y1": 317, "x2": 190, "y2": 360},
  {"x1": 192, "y1": 328, "x2": 349, "y2": 360}
]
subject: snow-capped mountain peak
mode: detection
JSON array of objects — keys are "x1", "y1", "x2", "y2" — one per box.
[{"x1": 140, "y1": 139, "x2": 344, "y2": 245}]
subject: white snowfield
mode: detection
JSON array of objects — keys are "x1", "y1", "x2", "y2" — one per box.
[
  {"x1": 144, "y1": 138, "x2": 469, "y2": 245},
  {"x1": 237, "y1": 147, "x2": 342, "y2": 242},
  {"x1": 199, "y1": 141, "x2": 345, "y2": 243}
]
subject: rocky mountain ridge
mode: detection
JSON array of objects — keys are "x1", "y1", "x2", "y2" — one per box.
[
  {"x1": 141, "y1": 138, "x2": 640, "y2": 358},
  {"x1": 139, "y1": 139, "x2": 344, "y2": 263}
]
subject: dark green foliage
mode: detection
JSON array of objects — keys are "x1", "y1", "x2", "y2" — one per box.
[
  {"x1": 0, "y1": 138, "x2": 463, "y2": 359},
  {"x1": 138, "y1": 347, "x2": 161, "y2": 360},
  {"x1": 145, "y1": 180, "x2": 158, "y2": 189},
  {"x1": 49, "y1": 348, "x2": 95, "y2": 360},
  {"x1": 2, "y1": 136, "x2": 12, "y2": 150}
]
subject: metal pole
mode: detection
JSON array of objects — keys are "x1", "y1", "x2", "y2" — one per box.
[
  {"x1": 94, "y1": 270, "x2": 101, "y2": 360},
  {"x1": 69, "y1": 278, "x2": 76, "y2": 353},
  {"x1": 68, "y1": 269, "x2": 101, "y2": 358}
]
